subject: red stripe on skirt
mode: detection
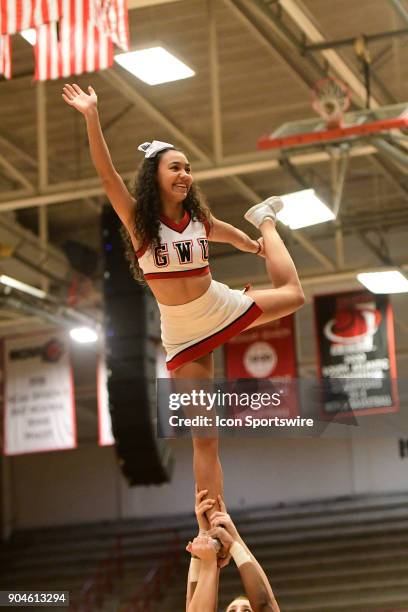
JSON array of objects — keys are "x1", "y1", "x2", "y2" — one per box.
[{"x1": 166, "y1": 302, "x2": 263, "y2": 371}]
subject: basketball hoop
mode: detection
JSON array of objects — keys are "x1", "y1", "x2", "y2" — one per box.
[{"x1": 312, "y1": 77, "x2": 351, "y2": 130}]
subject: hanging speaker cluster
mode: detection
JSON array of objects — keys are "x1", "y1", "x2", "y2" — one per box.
[{"x1": 101, "y1": 205, "x2": 173, "y2": 485}]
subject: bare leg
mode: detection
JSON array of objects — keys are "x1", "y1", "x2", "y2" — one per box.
[
  {"x1": 245, "y1": 219, "x2": 304, "y2": 329},
  {"x1": 171, "y1": 352, "x2": 223, "y2": 514}
]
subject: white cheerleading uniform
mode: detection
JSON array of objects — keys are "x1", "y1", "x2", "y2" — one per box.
[
  {"x1": 135, "y1": 209, "x2": 263, "y2": 371},
  {"x1": 136, "y1": 210, "x2": 211, "y2": 280}
]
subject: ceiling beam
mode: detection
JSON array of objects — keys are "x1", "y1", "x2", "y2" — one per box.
[
  {"x1": 278, "y1": 0, "x2": 381, "y2": 109},
  {"x1": 208, "y1": 0, "x2": 223, "y2": 162},
  {"x1": 36, "y1": 82, "x2": 48, "y2": 191},
  {"x1": 303, "y1": 28, "x2": 408, "y2": 52},
  {"x1": 227, "y1": 262, "x2": 408, "y2": 289},
  {"x1": 195, "y1": 144, "x2": 376, "y2": 180},
  {"x1": 223, "y1": 0, "x2": 320, "y2": 89},
  {"x1": 388, "y1": 0, "x2": 408, "y2": 25},
  {"x1": 0, "y1": 145, "x2": 377, "y2": 211},
  {"x1": 0, "y1": 132, "x2": 38, "y2": 169},
  {"x1": 0, "y1": 154, "x2": 34, "y2": 191}
]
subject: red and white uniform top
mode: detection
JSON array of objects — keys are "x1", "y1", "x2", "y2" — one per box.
[{"x1": 135, "y1": 210, "x2": 211, "y2": 280}]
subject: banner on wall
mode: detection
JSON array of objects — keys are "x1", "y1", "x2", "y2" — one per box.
[
  {"x1": 224, "y1": 316, "x2": 299, "y2": 418},
  {"x1": 3, "y1": 331, "x2": 76, "y2": 455},
  {"x1": 314, "y1": 290, "x2": 399, "y2": 416},
  {"x1": 224, "y1": 315, "x2": 297, "y2": 379},
  {"x1": 97, "y1": 357, "x2": 114, "y2": 446}
]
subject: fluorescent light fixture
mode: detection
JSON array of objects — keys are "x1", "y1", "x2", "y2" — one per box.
[
  {"x1": 277, "y1": 189, "x2": 335, "y2": 230},
  {"x1": 70, "y1": 326, "x2": 98, "y2": 343},
  {"x1": 0, "y1": 274, "x2": 46, "y2": 299},
  {"x1": 20, "y1": 28, "x2": 36, "y2": 45},
  {"x1": 357, "y1": 270, "x2": 408, "y2": 294},
  {"x1": 114, "y1": 46, "x2": 195, "y2": 85}
]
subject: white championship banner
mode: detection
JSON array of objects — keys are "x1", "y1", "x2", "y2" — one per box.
[
  {"x1": 97, "y1": 357, "x2": 114, "y2": 446},
  {"x1": 3, "y1": 331, "x2": 76, "y2": 455}
]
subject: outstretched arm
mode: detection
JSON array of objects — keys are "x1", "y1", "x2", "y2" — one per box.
[
  {"x1": 186, "y1": 487, "x2": 216, "y2": 611},
  {"x1": 210, "y1": 497, "x2": 280, "y2": 611},
  {"x1": 187, "y1": 536, "x2": 218, "y2": 612},
  {"x1": 62, "y1": 84, "x2": 136, "y2": 234},
  {"x1": 208, "y1": 215, "x2": 264, "y2": 256}
]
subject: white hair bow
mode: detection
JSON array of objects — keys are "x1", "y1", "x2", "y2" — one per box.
[{"x1": 138, "y1": 140, "x2": 174, "y2": 158}]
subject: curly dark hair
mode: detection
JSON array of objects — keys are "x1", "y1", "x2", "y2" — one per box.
[{"x1": 121, "y1": 147, "x2": 212, "y2": 283}]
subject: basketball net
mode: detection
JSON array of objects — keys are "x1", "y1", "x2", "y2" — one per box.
[{"x1": 312, "y1": 77, "x2": 351, "y2": 129}]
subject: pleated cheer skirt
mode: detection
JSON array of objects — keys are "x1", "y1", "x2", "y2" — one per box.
[{"x1": 158, "y1": 279, "x2": 263, "y2": 371}]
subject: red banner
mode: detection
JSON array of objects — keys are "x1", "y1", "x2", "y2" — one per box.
[
  {"x1": 314, "y1": 290, "x2": 399, "y2": 416},
  {"x1": 224, "y1": 316, "x2": 297, "y2": 380},
  {"x1": 224, "y1": 316, "x2": 299, "y2": 419}
]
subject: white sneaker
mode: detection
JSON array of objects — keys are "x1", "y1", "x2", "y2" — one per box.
[{"x1": 244, "y1": 196, "x2": 283, "y2": 229}]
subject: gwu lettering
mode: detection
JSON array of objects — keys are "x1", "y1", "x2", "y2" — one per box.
[
  {"x1": 174, "y1": 240, "x2": 193, "y2": 264},
  {"x1": 153, "y1": 239, "x2": 209, "y2": 268}
]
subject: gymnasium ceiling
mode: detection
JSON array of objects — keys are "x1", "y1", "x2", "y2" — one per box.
[{"x1": 0, "y1": 0, "x2": 407, "y2": 332}]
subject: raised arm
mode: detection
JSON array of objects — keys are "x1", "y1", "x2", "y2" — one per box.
[
  {"x1": 208, "y1": 215, "x2": 264, "y2": 256},
  {"x1": 210, "y1": 496, "x2": 280, "y2": 612},
  {"x1": 62, "y1": 84, "x2": 136, "y2": 234},
  {"x1": 187, "y1": 536, "x2": 218, "y2": 612},
  {"x1": 186, "y1": 487, "x2": 216, "y2": 611}
]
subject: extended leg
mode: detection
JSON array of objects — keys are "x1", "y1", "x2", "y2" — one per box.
[{"x1": 244, "y1": 200, "x2": 305, "y2": 328}]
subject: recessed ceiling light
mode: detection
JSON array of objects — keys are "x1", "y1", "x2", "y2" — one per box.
[
  {"x1": 0, "y1": 274, "x2": 46, "y2": 299},
  {"x1": 114, "y1": 46, "x2": 195, "y2": 85},
  {"x1": 357, "y1": 270, "x2": 408, "y2": 294},
  {"x1": 69, "y1": 327, "x2": 98, "y2": 343},
  {"x1": 277, "y1": 189, "x2": 335, "y2": 230}
]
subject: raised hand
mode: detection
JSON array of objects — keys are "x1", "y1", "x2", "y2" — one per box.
[
  {"x1": 207, "y1": 525, "x2": 233, "y2": 569},
  {"x1": 62, "y1": 83, "x2": 97, "y2": 115},
  {"x1": 208, "y1": 525, "x2": 234, "y2": 552},
  {"x1": 210, "y1": 495, "x2": 240, "y2": 539},
  {"x1": 191, "y1": 535, "x2": 217, "y2": 563},
  {"x1": 195, "y1": 485, "x2": 215, "y2": 534}
]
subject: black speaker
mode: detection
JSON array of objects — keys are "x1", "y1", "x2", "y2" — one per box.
[
  {"x1": 101, "y1": 204, "x2": 173, "y2": 485},
  {"x1": 63, "y1": 239, "x2": 99, "y2": 276}
]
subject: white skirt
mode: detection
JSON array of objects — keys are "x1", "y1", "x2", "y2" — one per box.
[{"x1": 158, "y1": 279, "x2": 262, "y2": 371}]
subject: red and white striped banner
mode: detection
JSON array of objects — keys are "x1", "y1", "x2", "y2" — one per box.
[
  {"x1": 0, "y1": 0, "x2": 61, "y2": 35},
  {"x1": 0, "y1": 33, "x2": 11, "y2": 78},
  {"x1": 2, "y1": 0, "x2": 127, "y2": 80},
  {"x1": 102, "y1": 0, "x2": 129, "y2": 51},
  {"x1": 35, "y1": 0, "x2": 113, "y2": 80}
]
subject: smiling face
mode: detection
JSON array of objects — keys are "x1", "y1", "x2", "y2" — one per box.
[
  {"x1": 156, "y1": 149, "x2": 193, "y2": 204},
  {"x1": 226, "y1": 597, "x2": 252, "y2": 612}
]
